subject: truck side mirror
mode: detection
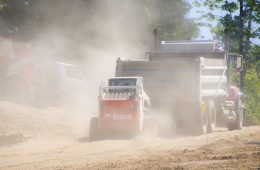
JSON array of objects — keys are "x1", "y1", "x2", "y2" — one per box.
[
  {"x1": 228, "y1": 53, "x2": 243, "y2": 73},
  {"x1": 237, "y1": 56, "x2": 242, "y2": 70}
]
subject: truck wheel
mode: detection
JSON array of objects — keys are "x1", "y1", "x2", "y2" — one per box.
[
  {"x1": 89, "y1": 117, "x2": 100, "y2": 141},
  {"x1": 207, "y1": 100, "x2": 216, "y2": 133},
  {"x1": 227, "y1": 99, "x2": 243, "y2": 131},
  {"x1": 176, "y1": 102, "x2": 207, "y2": 136},
  {"x1": 197, "y1": 101, "x2": 208, "y2": 135},
  {"x1": 177, "y1": 112, "x2": 208, "y2": 136}
]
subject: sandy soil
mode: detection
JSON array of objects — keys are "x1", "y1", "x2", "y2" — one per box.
[{"x1": 0, "y1": 101, "x2": 259, "y2": 170}]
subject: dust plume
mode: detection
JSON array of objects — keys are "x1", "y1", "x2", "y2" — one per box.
[
  {"x1": 32, "y1": 0, "x2": 153, "y2": 90},
  {"x1": 11, "y1": 0, "x2": 154, "y2": 139}
]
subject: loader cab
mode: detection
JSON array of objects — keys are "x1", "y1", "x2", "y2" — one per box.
[
  {"x1": 109, "y1": 78, "x2": 137, "y2": 86},
  {"x1": 109, "y1": 77, "x2": 143, "y2": 91},
  {"x1": 102, "y1": 77, "x2": 144, "y2": 99}
]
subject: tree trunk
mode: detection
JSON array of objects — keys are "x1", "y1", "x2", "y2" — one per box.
[
  {"x1": 239, "y1": 0, "x2": 245, "y2": 92},
  {"x1": 244, "y1": 0, "x2": 254, "y2": 69}
]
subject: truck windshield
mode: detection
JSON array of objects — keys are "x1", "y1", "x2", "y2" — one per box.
[
  {"x1": 109, "y1": 79, "x2": 136, "y2": 86},
  {"x1": 65, "y1": 65, "x2": 85, "y2": 80}
]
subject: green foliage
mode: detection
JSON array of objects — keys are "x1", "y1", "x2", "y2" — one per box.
[
  {"x1": 143, "y1": 0, "x2": 199, "y2": 40},
  {"x1": 0, "y1": 1, "x2": 7, "y2": 11},
  {"x1": 197, "y1": 0, "x2": 259, "y2": 47},
  {"x1": 0, "y1": 0, "x2": 34, "y2": 40},
  {"x1": 200, "y1": 0, "x2": 260, "y2": 123},
  {"x1": 0, "y1": 0, "x2": 199, "y2": 41},
  {"x1": 232, "y1": 47, "x2": 260, "y2": 124},
  {"x1": 221, "y1": 2, "x2": 238, "y2": 12},
  {"x1": 244, "y1": 65, "x2": 260, "y2": 124},
  {"x1": 203, "y1": 0, "x2": 222, "y2": 10}
]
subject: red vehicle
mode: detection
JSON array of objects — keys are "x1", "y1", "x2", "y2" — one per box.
[{"x1": 89, "y1": 77, "x2": 151, "y2": 140}]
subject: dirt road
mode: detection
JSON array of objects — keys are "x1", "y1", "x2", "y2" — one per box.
[{"x1": 0, "y1": 102, "x2": 259, "y2": 170}]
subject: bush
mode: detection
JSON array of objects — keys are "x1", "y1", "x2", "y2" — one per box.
[{"x1": 244, "y1": 67, "x2": 260, "y2": 124}]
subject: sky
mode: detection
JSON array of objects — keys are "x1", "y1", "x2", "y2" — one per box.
[
  {"x1": 189, "y1": 0, "x2": 260, "y2": 45},
  {"x1": 189, "y1": 3, "x2": 214, "y2": 40}
]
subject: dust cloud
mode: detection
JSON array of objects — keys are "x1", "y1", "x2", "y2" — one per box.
[
  {"x1": 31, "y1": 0, "x2": 153, "y2": 99},
  {"x1": 1, "y1": 0, "x2": 155, "y2": 140},
  {"x1": 1, "y1": 0, "x2": 194, "y2": 141}
]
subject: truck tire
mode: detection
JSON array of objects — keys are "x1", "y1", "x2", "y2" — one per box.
[
  {"x1": 195, "y1": 101, "x2": 208, "y2": 135},
  {"x1": 176, "y1": 102, "x2": 207, "y2": 136},
  {"x1": 207, "y1": 100, "x2": 216, "y2": 133},
  {"x1": 227, "y1": 98, "x2": 243, "y2": 131},
  {"x1": 201, "y1": 110, "x2": 208, "y2": 134},
  {"x1": 176, "y1": 112, "x2": 207, "y2": 136},
  {"x1": 89, "y1": 117, "x2": 100, "y2": 141}
]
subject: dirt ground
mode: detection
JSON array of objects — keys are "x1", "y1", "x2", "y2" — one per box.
[{"x1": 0, "y1": 101, "x2": 259, "y2": 170}]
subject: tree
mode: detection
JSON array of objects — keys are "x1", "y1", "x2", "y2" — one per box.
[
  {"x1": 144, "y1": 0, "x2": 199, "y2": 40},
  {"x1": 0, "y1": 0, "x2": 34, "y2": 41},
  {"x1": 195, "y1": 0, "x2": 260, "y2": 123},
  {"x1": 0, "y1": 0, "x2": 199, "y2": 42},
  {"x1": 197, "y1": 0, "x2": 259, "y2": 89}
]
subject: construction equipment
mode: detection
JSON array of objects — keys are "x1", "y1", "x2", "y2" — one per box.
[
  {"x1": 89, "y1": 77, "x2": 151, "y2": 140},
  {"x1": 115, "y1": 40, "x2": 244, "y2": 135}
]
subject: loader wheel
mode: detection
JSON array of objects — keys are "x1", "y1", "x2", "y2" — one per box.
[
  {"x1": 89, "y1": 117, "x2": 100, "y2": 141},
  {"x1": 207, "y1": 100, "x2": 216, "y2": 133},
  {"x1": 227, "y1": 99, "x2": 243, "y2": 131}
]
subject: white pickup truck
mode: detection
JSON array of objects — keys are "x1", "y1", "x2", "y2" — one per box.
[
  {"x1": 4, "y1": 61, "x2": 88, "y2": 107},
  {"x1": 34, "y1": 62, "x2": 88, "y2": 107}
]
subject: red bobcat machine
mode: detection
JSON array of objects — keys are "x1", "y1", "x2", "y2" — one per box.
[{"x1": 89, "y1": 77, "x2": 151, "y2": 141}]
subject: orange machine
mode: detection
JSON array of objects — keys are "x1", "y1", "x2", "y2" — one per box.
[{"x1": 89, "y1": 77, "x2": 151, "y2": 140}]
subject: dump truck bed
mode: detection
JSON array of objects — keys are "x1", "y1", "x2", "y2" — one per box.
[{"x1": 116, "y1": 52, "x2": 228, "y2": 106}]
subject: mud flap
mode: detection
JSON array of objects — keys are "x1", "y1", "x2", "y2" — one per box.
[{"x1": 175, "y1": 101, "x2": 206, "y2": 136}]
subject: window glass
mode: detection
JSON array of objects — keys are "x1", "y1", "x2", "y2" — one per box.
[
  {"x1": 109, "y1": 79, "x2": 137, "y2": 86},
  {"x1": 65, "y1": 65, "x2": 84, "y2": 80}
]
